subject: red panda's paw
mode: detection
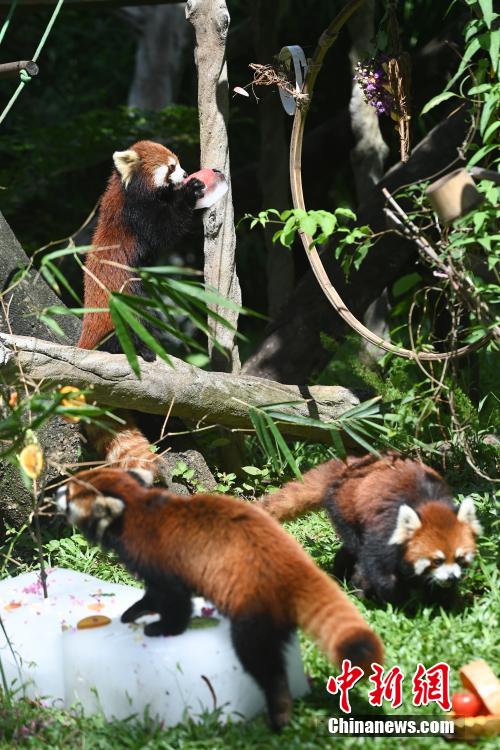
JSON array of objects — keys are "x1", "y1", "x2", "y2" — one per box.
[
  {"x1": 133, "y1": 337, "x2": 156, "y2": 362},
  {"x1": 181, "y1": 177, "x2": 205, "y2": 205},
  {"x1": 137, "y1": 346, "x2": 156, "y2": 363}
]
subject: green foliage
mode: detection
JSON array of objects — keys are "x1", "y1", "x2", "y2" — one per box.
[
  {"x1": 243, "y1": 397, "x2": 389, "y2": 481},
  {"x1": 0, "y1": 385, "x2": 114, "y2": 462},
  {"x1": 422, "y1": 0, "x2": 499, "y2": 174},
  {"x1": 44, "y1": 533, "x2": 137, "y2": 585},
  {"x1": 242, "y1": 207, "x2": 374, "y2": 277},
  {"x1": 36, "y1": 250, "x2": 257, "y2": 377}
]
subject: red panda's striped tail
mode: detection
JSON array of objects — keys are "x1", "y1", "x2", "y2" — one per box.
[
  {"x1": 84, "y1": 412, "x2": 161, "y2": 484},
  {"x1": 261, "y1": 459, "x2": 345, "y2": 521},
  {"x1": 295, "y1": 567, "x2": 383, "y2": 673}
]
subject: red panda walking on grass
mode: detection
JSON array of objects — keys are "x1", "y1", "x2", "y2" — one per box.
[
  {"x1": 262, "y1": 453, "x2": 482, "y2": 606},
  {"x1": 56, "y1": 467, "x2": 383, "y2": 731}
]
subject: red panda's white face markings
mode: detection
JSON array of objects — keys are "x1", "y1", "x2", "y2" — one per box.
[
  {"x1": 55, "y1": 468, "x2": 148, "y2": 541},
  {"x1": 389, "y1": 499, "x2": 481, "y2": 586},
  {"x1": 112, "y1": 140, "x2": 187, "y2": 190}
]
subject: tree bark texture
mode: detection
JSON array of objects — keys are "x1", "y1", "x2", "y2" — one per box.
[
  {"x1": 186, "y1": 0, "x2": 242, "y2": 373},
  {"x1": 243, "y1": 110, "x2": 470, "y2": 383},
  {"x1": 126, "y1": 4, "x2": 192, "y2": 109},
  {"x1": 0, "y1": 334, "x2": 359, "y2": 444}
]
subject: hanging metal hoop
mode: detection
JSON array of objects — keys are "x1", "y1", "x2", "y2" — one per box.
[{"x1": 289, "y1": 0, "x2": 491, "y2": 361}]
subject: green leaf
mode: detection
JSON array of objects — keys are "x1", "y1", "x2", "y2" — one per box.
[
  {"x1": 329, "y1": 428, "x2": 346, "y2": 458},
  {"x1": 479, "y1": 90, "x2": 498, "y2": 136},
  {"x1": 315, "y1": 211, "x2": 337, "y2": 236},
  {"x1": 489, "y1": 29, "x2": 499, "y2": 73},
  {"x1": 265, "y1": 416, "x2": 302, "y2": 480},
  {"x1": 483, "y1": 119, "x2": 500, "y2": 143},
  {"x1": 38, "y1": 314, "x2": 66, "y2": 338},
  {"x1": 341, "y1": 423, "x2": 380, "y2": 456},
  {"x1": 445, "y1": 37, "x2": 481, "y2": 90},
  {"x1": 248, "y1": 407, "x2": 275, "y2": 463},
  {"x1": 467, "y1": 83, "x2": 492, "y2": 95},
  {"x1": 241, "y1": 465, "x2": 263, "y2": 476},
  {"x1": 43, "y1": 260, "x2": 82, "y2": 304},
  {"x1": 299, "y1": 215, "x2": 318, "y2": 237},
  {"x1": 421, "y1": 91, "x2": 458, "y2": 115},
  {"x1": 392, "y1": 273, "x2": 422, "y2": 298},
  {"x1": 468, "y1": 143, "x2": 498, "y2": 167},
  {"x1": 111, "y1": 296, "x2": 172, "y2": 367},
  {"x1": 478, "y1": 0, "x2": 494, "y2": 29},
  {"x1": 108, "y1": 297, "x2": 140, "y2": 377},
  {"x1": 335, "y1": 207, "x2": 356, "y2": 221}
]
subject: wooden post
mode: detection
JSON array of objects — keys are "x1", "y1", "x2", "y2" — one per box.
[{"x1": 186, "y1": 0, "x2": 242, "y2": 373}]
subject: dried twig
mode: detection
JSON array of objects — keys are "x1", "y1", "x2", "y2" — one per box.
[{"x1": 246, "y1": 62, "x2": 309, "y2": 107}]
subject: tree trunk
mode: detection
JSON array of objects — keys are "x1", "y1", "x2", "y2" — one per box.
[
  {"x1": 185, "y1": 0, "x2": 241, "y2": 373},
  {"x1": 252, "y1": 0, "x2": 294, "y2": 320},
  {"x1": 125, "y1": 4, "x2": 191, "y2": 110},
  {"x1": 0, "y1": 334, "x2": 360, "y2": 445}
]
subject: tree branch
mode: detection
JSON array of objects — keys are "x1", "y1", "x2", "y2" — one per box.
[{"x1": 0, "y1": 334, "x2": 360, "y2": 443}]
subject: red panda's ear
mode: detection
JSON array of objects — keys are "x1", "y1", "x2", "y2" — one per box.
[
  {"x1": 388, "y1": 504, "x2": 422, "y2": 545},
  {"x1": 92, "y1": 495, "x2": 125, "y2": 541},
  {"x1": 457, "y1": 497, "x2": 483, "y2": 536},
  {"x1": 113, "y1": 149, "x2": 140, "y2": 186}
]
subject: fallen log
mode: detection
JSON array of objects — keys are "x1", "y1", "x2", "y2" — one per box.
[{"x1": 0, "y1": 334, "x2": 360, "y2": 444}]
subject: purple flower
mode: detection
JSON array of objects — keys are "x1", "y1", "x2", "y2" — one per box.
[{"x1": 354, "y1": 56, "x2": 395, "y2": 118}]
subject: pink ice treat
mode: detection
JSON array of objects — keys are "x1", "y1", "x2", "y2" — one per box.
[{"x1": 184, "y1": 168, "x2": 228, "y2": 209}]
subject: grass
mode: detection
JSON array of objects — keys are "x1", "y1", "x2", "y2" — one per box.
[{"x1": 0, "y1": 489, "x2": 498, "y2": 749}]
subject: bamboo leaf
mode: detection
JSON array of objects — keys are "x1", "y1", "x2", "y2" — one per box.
[
  {"x1": 265, "y1": 415, "x2": 302, "y2": 480},
  {"x1": 108, "y1": 297, "x2": 140, "y2": 377}
]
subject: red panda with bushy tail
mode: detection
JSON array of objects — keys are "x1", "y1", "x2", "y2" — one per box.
[
  {"x1": 262, "y1": 452, "x2": 482, "y2": 606},
  {"x1": 76, "y1": 141, "x2": 210, "y2": 477},
  {"x1": 56, "y1": 467, "x2": 384, "y2": 731}
]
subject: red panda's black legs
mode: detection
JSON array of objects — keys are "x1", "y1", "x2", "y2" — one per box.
[
  {"x1": 121, "y1": 578, "x2": 193, "y2": 636},
  {"x1": 230, "y1": 615, "x2": 293, "y2": 732},
  {"x1": 324, "y1": 500, "x2": 362, "y2": 557},
  {"x1": 121, "y1": 589, "x2": 157, "y2": 623},
  {"x1": 332, "y1": 544, "x2": 357, "y2": 582},
  {"x1": 357, "y1": 540, "x2": 402, "y2": 604}
]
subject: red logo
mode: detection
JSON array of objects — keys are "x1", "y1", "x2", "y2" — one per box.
[
  {"x1": 326, "y1": 659, "x2": 364, "y2": 713},
  {"x1": 368, "y1": 663, "x2": 404, "y2": 709},
  {"x1": 412, "y1": 662, "x2": 452, "y2": 711}
]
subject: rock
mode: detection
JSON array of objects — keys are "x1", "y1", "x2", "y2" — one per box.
[
  {"x1": 157, "y1": 449, "x2": 218, "y2": 495},
  {"x1": 0, "y1": 212, "x2": 81, "y2": 533}
]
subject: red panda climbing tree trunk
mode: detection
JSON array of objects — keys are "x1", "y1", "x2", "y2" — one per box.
[{"x1": 186, "y1": 0, "x2": 242, "y2": 374}]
